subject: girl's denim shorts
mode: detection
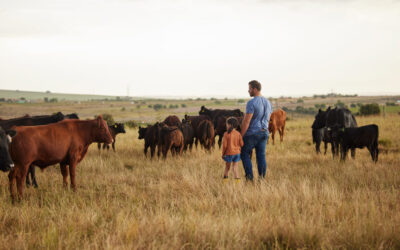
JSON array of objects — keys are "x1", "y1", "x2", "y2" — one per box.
[{"x1": 223, "y1": 154, "x2": 241, "y2": 163}]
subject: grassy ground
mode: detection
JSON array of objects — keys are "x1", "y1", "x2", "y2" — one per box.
[{"x1": 0, "y1": 112, "x2": 399, "y2": 249}]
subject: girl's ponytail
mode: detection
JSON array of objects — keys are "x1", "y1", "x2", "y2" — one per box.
[{"x1": 226, "y1": 117, "x2": 239, "y2": 134}]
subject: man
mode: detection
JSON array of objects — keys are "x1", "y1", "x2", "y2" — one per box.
[{"x1": 240, "y1": 80, "x2": 273, "y2": 181}]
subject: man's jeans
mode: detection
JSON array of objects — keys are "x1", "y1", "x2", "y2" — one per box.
[{"x1": 241, "y1": 131, "x2": 269, "y2": 181}]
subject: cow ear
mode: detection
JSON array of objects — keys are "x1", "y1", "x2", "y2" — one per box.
[{"x1": 6, "y1": 129, "x2": 17, "y2": 138}]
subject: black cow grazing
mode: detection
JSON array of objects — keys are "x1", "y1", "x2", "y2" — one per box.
[
  {"x1": 183, "y1": 115, "x2": 211, "y2": 148},
  {"x1": 312, "y1": 128, "x2": 332, "y2": 154},
  {"x1": 332, "y1": 125, "x2": 379, "y2": 162},
  {"x1": 98, "y1": 123, "x2": 126, "y2": 151},
  {"x1": 139, "y1": 123, "x2": 160, "y2": 158},
  {"x1": 0, "y1": 112, "x2": 79, "y2": 188},
  {"x1": 312, "y1": 107, "x2": 357, "y2": 158},
  {"x1": 197, "y1": 120, "x2": 215, "y2": 151},
  {"x1": 157, "y1": 124, "x2": 184, "y2": 159},
  {"x1": 0, "y1": 127, "x2": 16, "y2": 172},
  {"x1": 214, "y1": 116, "x2": 243, "y2": 148},
  {"x1": 180, "y1": 120, "x2": 195, "y2": 152}
]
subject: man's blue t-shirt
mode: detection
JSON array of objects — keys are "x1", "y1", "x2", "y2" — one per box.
[{"x1": 245, "y1": 96, "x2": 273, "y2": 136}]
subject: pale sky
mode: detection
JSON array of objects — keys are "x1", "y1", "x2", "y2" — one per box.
[{"x1": 0, "y1": 0, "x2": 399, "y2": 98}]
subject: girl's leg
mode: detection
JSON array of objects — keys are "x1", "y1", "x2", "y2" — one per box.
[
  {"x1": 232, "y1": 162, "x2": 239, "y2": 179},
  {"x1": 224, "y1": 162, "x2": 231, "y2": 177}
]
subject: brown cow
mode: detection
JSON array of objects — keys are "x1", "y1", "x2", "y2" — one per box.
[
  {"x1": 163, "y1": 115, "x2": 182, "y2": 127},
  {"x1": 8, "y1": 116, "x2": 113, "y2": 201},
  {"x1": 183, "y1": 115, "x2": 211, "y2": 148},
  {"x1": 268, "y1": 109, "x2": 286, "y2": 144},
  {"x1": 157, "y1": 124, "x2": 184, "y2": 159},
  {"x1": 197, "y1": 120, "x2": 215, "y2": 151}
]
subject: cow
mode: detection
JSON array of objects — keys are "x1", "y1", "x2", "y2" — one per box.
[
  {"x1": 8, "y1": 116, "x2": 113, "y2": 202},
  {"x1": 163, "y1": 115, "x2": 182, "y2": 127},
  {"x1": 268, "y1": 109, "x2": 286, "y2": 145},
  {"x1": 332, "y1": 124, "x2": 379, "y2": 162},
  {"x1": 198, "y1": 106, "x2": 243, "y2": 122},
  {"x1": 183, "y1": 115, "x2": 211, "y2": 148},
  {"x1": 312, "y1": 128, "x2": 332, "y2": 154},
  {"x1": 0, "y1": 127, "x2": 16, "y2": 172},
  {"x1": 138, "y1": 123, "x2": 159, "y2": 158},
  {"x1": 156, "y1": 123, "x2": 184, "y2": 159},
  {"x1": 0, "y1": 112, "x2": 80, "y2": 188},
  {"x1": 197, "y1": 120, "x2": 215, "y2": 151},
  {"x1": 180, "y1": 120, "x2": 195, "y2": 152},
  {"x1": 98, "y1": 123, "x2": 126, "y2": 151},
  {"x1": 214, "y1": 116, "x2": 243, "y2": 148},
  {"x1": 312, "y1": 107, "x2": 357, "y2": 158}
]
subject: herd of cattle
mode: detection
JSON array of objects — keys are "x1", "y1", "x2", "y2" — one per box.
[{"x1": 0, "y1": 104, "x2": 379, "y2": 202}]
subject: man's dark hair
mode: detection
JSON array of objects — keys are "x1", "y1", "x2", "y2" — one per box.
[{"x1": 249, "y1": 80, "x2": 261, "y2": 91}]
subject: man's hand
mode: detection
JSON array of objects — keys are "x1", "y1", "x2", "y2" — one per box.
[{"x1": 241, "y1": 113, "x2": 253, "y2": 137}]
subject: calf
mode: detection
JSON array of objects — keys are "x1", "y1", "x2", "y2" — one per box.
[
  {"x1": 98, "y1": 123, "x2": 126, "y2": 151},
  {"x1": 183, "y1": 114, "x2": 211, "y2": 148},
  {"x1": 163, "y1": 115, "x2": 182, "y2": 127},
  {"x1": 8, "y1": 116, "x2": 113, "y2": 201},
  {"x1": 197, "y1": 120, "x2": 215, "y2": 151},
  {"x1": 157, "y1": 124, "x2": 184, "y2": 159},
  {"x1": 333, "y1": 124, "x2": 379, "y2": 162},
  {"x1": 138, "y1": 123, "x2": 159, "y2": 158},
  {"x1": 268, "y1": 109, "x2": 286, "y2": 144},
  {"x1": 180, "y1": 120, "x2": 195, "y2": 152},
  {"x1": 0, "y1": 127, "x2": 16, "y2": 172}
]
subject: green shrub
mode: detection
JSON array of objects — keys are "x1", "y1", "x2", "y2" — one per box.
[
  {"x1": 181, "y1": 103, "x2": 187, "y2": 108},
  {"x1": 100, "y1": 113, "x2": 115, "y2": 125},
  {"x1": 359, "y1": 103, "x2": 380, "y2": 116},
  {"x1": 125, "y1": 120, "x2": 138, "y2": 128}
]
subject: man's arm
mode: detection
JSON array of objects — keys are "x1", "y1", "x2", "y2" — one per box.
[{"x1": 240, "y1": 113, "x2": 253, "y2": 137}]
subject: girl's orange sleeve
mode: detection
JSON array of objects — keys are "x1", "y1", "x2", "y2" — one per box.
[{"x1": 239, "y1": 134, "x2": 244, "y2": 147}]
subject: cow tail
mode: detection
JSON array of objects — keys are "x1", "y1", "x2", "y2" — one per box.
[{"x1": 206, "y1": 122, "x2": 211, "y2": 140}]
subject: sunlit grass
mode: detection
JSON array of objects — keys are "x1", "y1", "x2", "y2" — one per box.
[{"x1": 0, "y1": 115, "x2": 399, "y2": 249}]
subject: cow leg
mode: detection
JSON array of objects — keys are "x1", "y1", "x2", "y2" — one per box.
[
  {"x1": 60, "y1": 163, "x2": 69, "y2": 187},
  {"x1": 30, "y1": 166, "x2": 38, "y2": 188},
  {"x1": 97, "y1": 143, "x2": 101, "y2": 150},
  {"x1": 315, "y1": 140, "x2": 321, "y2": 154},
  {"x1": 350, "y1": 148, "x2": 356, "y2": 159},
  {"x1": 278, "y1": 128, "x2": 283, "y2": 142},
  {"x1": 112, "y1": 140, "x2": 116, "y2": 152},
  {"x1": 271, "y1": 131, "x2": 275, "y2": 145},
  {"x1": 163, "y1": 144, "x2": 170, "y2": 159},
  {"x1": 189, "y1": 142, "x2": 193, "y2": 152},
  {"x1": 324, "y1": 142, "x2": 328, "y2": 155},
  {"x1": 331, "y1": 142, "x2": 336, "y2": 158},
  {"x1": 9, "y1": 168, "x2": 17, "y2": 202},
  {"x1": 218, "y1": 136, "x2": 223, "y2": 149},
  {"x1": 25, "y1": 166, "x2": 32, "y2": 187},
  {"x1": 144, "y1": 142, "x2": 149, "y2": 157},
  {"x1": 69, "y1": 163, "x2": 78, "y2": 191},
  {"x1": 281, "y1": 124, "x2": 285, "y2": 142},
  {"x1": 375, "y1": 147, "x2": 379, "y2": 163},
  {"x1": 15, "y1": 165, "x2": 28, "y2": 200}
]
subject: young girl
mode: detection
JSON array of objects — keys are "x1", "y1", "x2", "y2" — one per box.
[{"x1": 222, "y1": 117, "x2": 244, "y2": 182}]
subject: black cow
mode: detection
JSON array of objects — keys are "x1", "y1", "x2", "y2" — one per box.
[
  {"x1": 0, "y1": 112, "x2": 80, "y2": 188},
  {"x1": 332, "y1": 125, "x2": 379, "y2": 162},
  {"x1": 312, "y1": 128, "x2": 332, "y2": 154},
  {"x1": 0, "y1": 127, "x2": 16, "y2": 172},
  {"x1": 214, "y1": 116, "x2": 243, "y2": 148},
  {"x1": 98, "y1": 123, "x2": 126, "y2": 151},
  {"x1": 180, "y1": 120, "x2": 195, "y2": 152},
  {"x1": 138, "y1": 123, "x2": 160, "y2": 158},
  {"x1": 199, "y1": 106, "x2": 243, "y2": 124},
  {"x1": 312, "y1": 107, "x2": 357, "y2": 158}
]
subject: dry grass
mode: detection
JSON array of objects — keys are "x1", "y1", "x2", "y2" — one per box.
[{"x1": 0, "y1": 115, "x2": 399, "y2": 249}]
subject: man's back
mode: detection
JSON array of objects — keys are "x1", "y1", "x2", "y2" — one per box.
[{"x1": 245, "y1": 96, "x2": 272, "y2": 136}]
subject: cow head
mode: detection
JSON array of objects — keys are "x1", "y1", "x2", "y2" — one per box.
[
  {"x1": 138, "y1": 126, "x2": 148, "y2": 139},
  {"x1": 113, "y1": 123, "x2": 126, "y2": 134},
  {"x1": 329, "y1": 125, "x2": 345, "y2": 142},
  {"x1": 65, "y1": 113, "x2": 79, "y2": 119},
  {"x1": 311, "y1": 107, "x2": 330, "y2": 129},
  {"x1": 199, "y1": 106, "x2": 209, "y2": 116},
  {"x1": 0, "y1": 128, "x2": 16, "y2": 172},
  {"x1": 93, "y1": 116, "x2": 113, "y2": 144}
]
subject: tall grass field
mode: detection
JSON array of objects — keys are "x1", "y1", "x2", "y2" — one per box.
[{"x1": 0, "y1": 114, "x2": 399, "y2": 249}]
